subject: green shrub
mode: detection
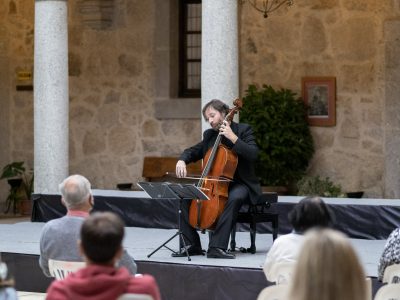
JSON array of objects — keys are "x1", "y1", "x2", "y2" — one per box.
[
  {"x1": 297, "y1": 176, "x2": 344, "y2": 198},
  {"x1": 240, "y1": 84, "x2": 314, "y2": 186}
]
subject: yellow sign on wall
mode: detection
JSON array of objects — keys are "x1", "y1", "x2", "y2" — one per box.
[
  {"x1": 17, "y1": 71, "x2": 32, "y2": 81},
  {"x1": 16, "y1": 71, "x2": 33, "y2": 91}
]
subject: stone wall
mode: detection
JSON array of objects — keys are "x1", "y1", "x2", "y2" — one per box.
[
  {"x1": 240, "y1": 0, "x2": 400, "y2": 198},
  {"x1": 66, "y1": 0, "x2": 200, "y2": 189},
  {"x1": 384, "y1": 18, "x2": 400, "y2": 198},
  {"x1": 0, "y1": 0, "x2": 34, "y2": 209},
  {"x1": 0, "y1": 0, "x2": 200, "y2": 206},
  {"x1": 1, "y1": 0, "x2": 400, "y2": 203}
]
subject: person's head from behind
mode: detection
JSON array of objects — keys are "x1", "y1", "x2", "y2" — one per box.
[
  {"x1": 202, "y1": 99, "x2": 230, "y2": 130},
  {"x1": 59, "y1": 174, "x2": 93, "y2": 211},
  {"x1": 79, "y1": 212, "x2": 124, "y2": 266},
  {"x1": 288, "y1": 196, "x2": 334, "y2": 234},
  {"x1": 289, "y1": 229, "x2": 366, "y2": 300}
]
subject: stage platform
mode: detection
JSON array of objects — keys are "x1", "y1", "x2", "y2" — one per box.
[
  {"x1": 3, "y1": 189, "x2": 398, "y2": 299},
  {"x1": 32, "y1": 189, "x2": 400, "y2": 239},
  {"x1": 0, "y1": 221, "x2": 386, "y2": 300}
]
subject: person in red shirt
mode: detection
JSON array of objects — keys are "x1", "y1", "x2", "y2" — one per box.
[{"x1": 46, "y1": 212, "x2": 161, "y2": 300}]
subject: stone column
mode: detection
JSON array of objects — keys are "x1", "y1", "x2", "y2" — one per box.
[
  {"x1": 34, "y1": 0, "x2": 69, "y2": 193},
  {"x1": 201, "y1": 0, "x2": 238, "y2": 132}
]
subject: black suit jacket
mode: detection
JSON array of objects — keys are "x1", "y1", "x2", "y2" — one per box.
[{"x1": 179, "y1": 122, "x2": 262, "y2": 204}]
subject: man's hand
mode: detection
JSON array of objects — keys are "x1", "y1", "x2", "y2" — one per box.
[
  {"x1": 219, "y1": 121, "x2": 238, "y2": 144},
  {"x1": 176, "y1": 160, "x2": 187, "y2": 178}
]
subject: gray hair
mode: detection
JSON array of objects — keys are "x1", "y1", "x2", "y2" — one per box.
[{"x1": 59, "y1": 175, "x2": 92, "y2": 209}]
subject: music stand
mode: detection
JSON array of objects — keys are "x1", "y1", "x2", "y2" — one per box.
[{"x1": 137, "y1": 182, "x2": 209, "y2": 261}]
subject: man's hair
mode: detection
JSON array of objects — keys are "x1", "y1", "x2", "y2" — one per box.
[
  {"x1": 202, "y1": 99, "x2": 230, "y2": 120},
  {"x1": 288, "y1": 197, "x2": 335, "y2": 233},
  {"x1": 59, "y1": 175, "x2": 91, "y2": 209},
  {"x1": 80, "y1": 212, "x2": 125, "y2": 264}
]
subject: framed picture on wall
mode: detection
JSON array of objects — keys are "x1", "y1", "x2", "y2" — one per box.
[{"x1": 301, "y1": 77, "x2": 336, "y2": 126}]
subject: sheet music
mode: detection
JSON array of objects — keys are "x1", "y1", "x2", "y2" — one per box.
[
  {"x1": 167, "y1": 183, "x2": 209, "y2": 200},
  {"x1": 137, "y1": 182, "x2": 179, "y2": 199},
  {"x1": 137, "y1": 182, "x2": 209, "y2": 200}
]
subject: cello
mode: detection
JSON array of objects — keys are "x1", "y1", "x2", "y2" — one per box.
[{"x1": 189, "y1": 99, "x2": 242, "y2": 230}]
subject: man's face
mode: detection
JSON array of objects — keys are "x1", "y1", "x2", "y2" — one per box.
[{"x1": 204, "y1": 106, "x2": 224, "y2": 130}]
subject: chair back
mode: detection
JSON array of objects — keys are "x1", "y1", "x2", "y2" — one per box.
[
  {"x1": 17, "y1": 291, "x2": 47, "y2": 299},
  {"x1": 373, "y1": 284, "x2": 400, "y2": 300},
  {"x1": 48, "y1": 259, "x2": 86, "y2": 280},
  {"x1": 365, "y1": 277, "x2": 372, "y2": 300},
  {"x1": 265, "y1": 262, "x2": 295, "y2": 284},
  {"x1": 117, "y1": 294, "x2": 154, "y2": 300},
  {"x1": 383, "y1": 263, "x2": 400, "y2": 284},
  {"x1": 257, "y1": 285, "x2": 288, "y2": 300}
]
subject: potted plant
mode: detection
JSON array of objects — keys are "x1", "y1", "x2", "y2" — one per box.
[
  {"x1": 0, "y1": 161, "x2": 34, "y2": 215},
  {"x1": 240, "y1": 84, "x2": 314, "y2": 192},
  {"x1": 297, "y1": 175, "x2": 345, "y2": 198}
]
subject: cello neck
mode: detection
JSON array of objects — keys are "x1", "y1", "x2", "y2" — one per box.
[{"x1": 200, "y1": 133, "x2": 222, "y2": 180}]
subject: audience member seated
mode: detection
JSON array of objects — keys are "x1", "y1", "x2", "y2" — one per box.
[
  {"x1": 39, "y1": 174, "x2": 137, "y2": 277},
  {"x1": 0, "y1": 261, "x2": 17, "y2": 300},
  {"x1": 263, "y1": 196, "x2": 334, "y2": 280},
  {"x1": 287, "y1": 229, "x2": 367, "y2": 300},
  {"x1": 377, "y1": 227, "x2": 400, "y2": 281},
  {"x1": 46, "y1": 212, "x2": 161, "y2": 300}
]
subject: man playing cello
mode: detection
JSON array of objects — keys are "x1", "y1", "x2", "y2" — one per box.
[{"x1": 175, "y1": 99, "x2": 262, "y2": 259}]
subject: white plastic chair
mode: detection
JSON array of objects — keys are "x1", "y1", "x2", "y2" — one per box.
[
  {"x1": 257, "y1": 285, "x2": 288, "y2": 300},
  {"x1": 117, "y1": 294, "x2": 154, "y2": 300},
  {"x1": 48, "y1": 259, "x2": 86, "y2": 280},
  {"x1": 373, "y1": 284, "x2": 400, "y2": 300},
  {"x1": 265, "y1": 262, "x2": 296, "y2": 284},
  {"x1": 365, "y1": 277, "x2": 372, "y2": 300},
  {"x1": 383, "y1": 263, "x2": 400, "y2": 284},
  {"x1": 17, "y1": 291, "x2": 47, "y2": 299}
]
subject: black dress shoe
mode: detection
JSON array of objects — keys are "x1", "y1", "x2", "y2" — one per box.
[
  {"x1": 207, "y1": 247, "x2": 236, "y2": 259},
  {"x1": 171, "y1": 245, "x2": 205, "y2": 257}
]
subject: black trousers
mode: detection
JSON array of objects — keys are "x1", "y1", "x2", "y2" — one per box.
[{"x1": 180, "y1": 183, "x2": 249, "y2": 250}]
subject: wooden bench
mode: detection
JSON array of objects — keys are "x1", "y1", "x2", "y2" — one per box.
[
  {"x1": 142, "y1": 156, "x2": 202, "y2": 182},
  {"x1": 117, "y1": 157, "x2": 202, "y2": 190}
]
